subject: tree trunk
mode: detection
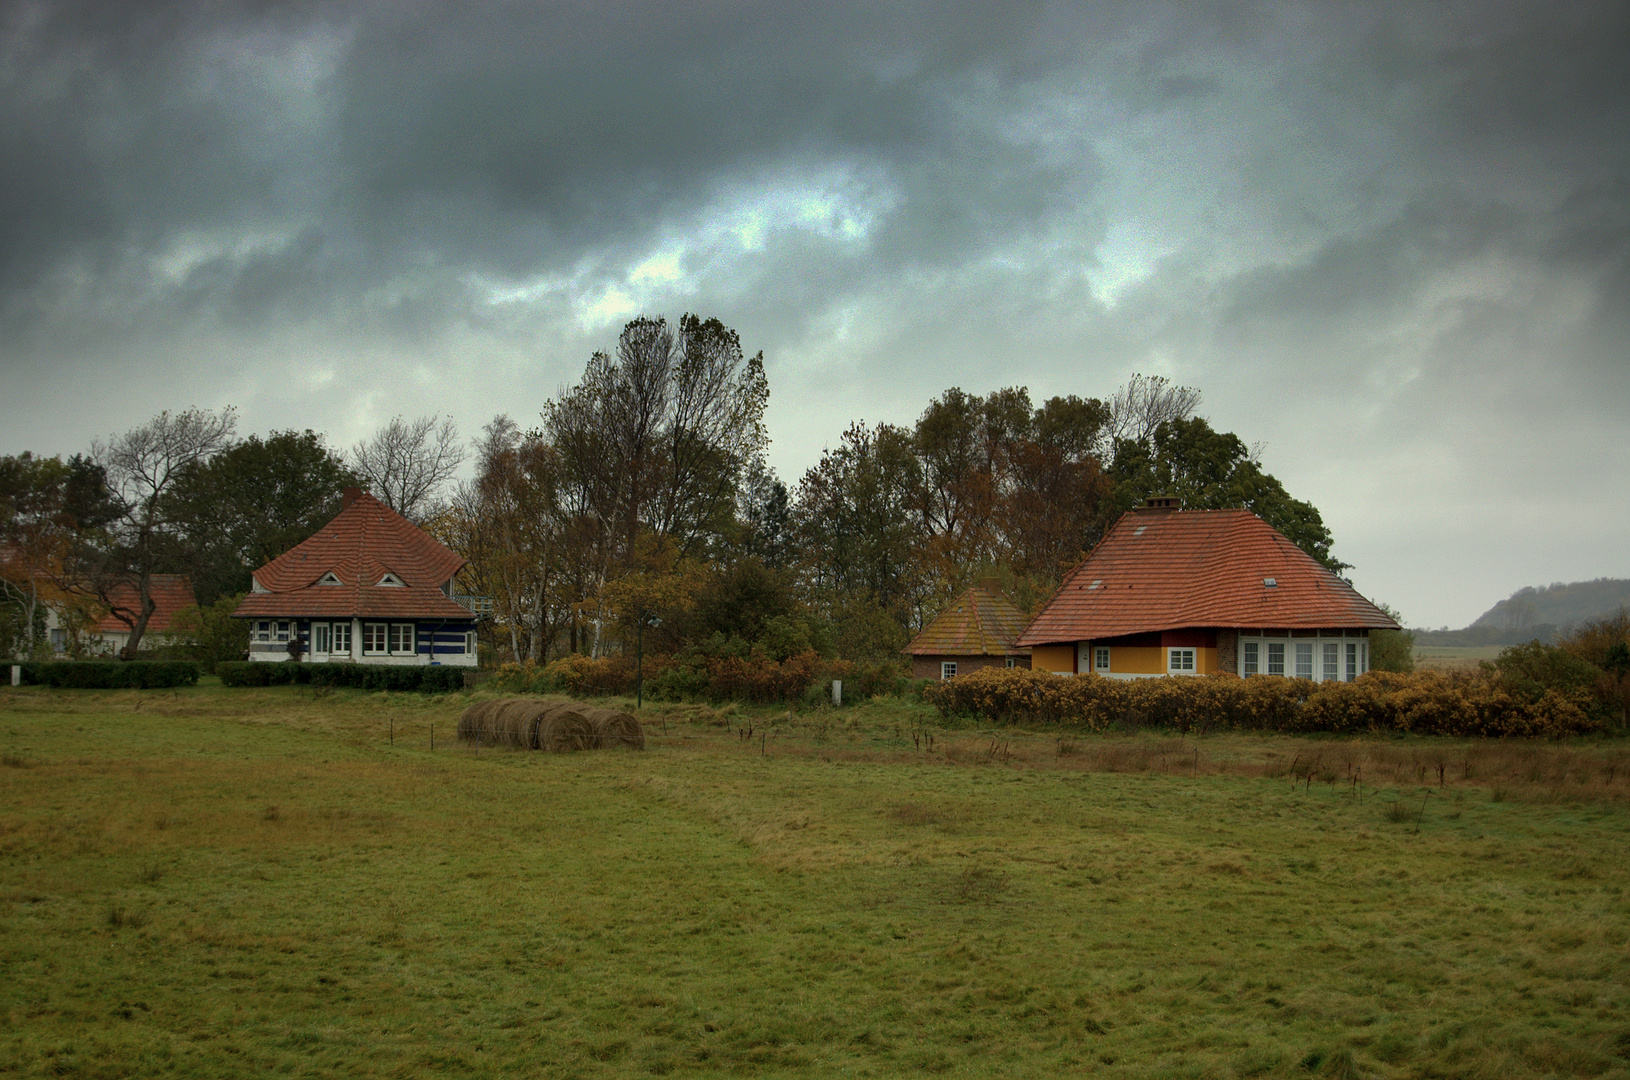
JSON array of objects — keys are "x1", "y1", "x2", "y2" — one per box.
[{"x1": 119, "y1": 572, "x2": 157, "y2": 661}]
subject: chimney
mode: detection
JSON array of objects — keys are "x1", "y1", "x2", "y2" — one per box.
[
  {"x1": 978, "y1": 577, "x2": 1003, "y2": 593},
  {"x1": 1137, "y1": 495, "x2": 1181, "y2": 512},
  {"x1": 343, "y1": 486, "x2": 362, "y2": 508}
]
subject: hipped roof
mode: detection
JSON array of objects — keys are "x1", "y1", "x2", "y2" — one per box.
[
  {"x1": 1016, "y1": 508, "x2": 1398, "y2": 646},
  {"x1": 233, "y1": 490, "x2": 473, "y2": 621},
  {"x1": 905, "y1": 584, "x2": 1031, "y2": 657}
]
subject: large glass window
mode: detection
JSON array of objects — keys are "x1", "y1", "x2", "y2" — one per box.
[
  {"x1": 390, "y1": 624, "x2": 416, "y2": 654},
  {"x1": 1295, "y1": 643, "x2": 1313, "y2": 679},
  {"x1": 1346, "y1": 643, "x2": 1358, "y2": 681},
  {"x1": 313, "y1": 624, "x2": 331, "y2": 653},
  {"x1": 1322, "y1": 643, "x2": 1339, "y2": 682},
  {"x1": 332, "y1": 622, "x2": 351, "y2": 655},
  {"x1": 363, "y1": 623, "x2": 387, "y2": 654},
  {"x1": 1267, "y1": 643, "x2": 1285, "y2": 676},
  {"x1": 1242, "y1": 642, "x2": 1259, "y2": 676}
]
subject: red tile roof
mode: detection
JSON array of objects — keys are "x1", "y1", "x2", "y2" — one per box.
[
  {"x1": 98, "y1": 575, "x2": 197, "y2": 634},
  {"x1": 232, "y1": 491, "x2": 473, "y2": 621},
  {"x1": 1016, "y1": 508, "x2": 1398, "y2": 646},
  {"x1": 906, "y1": 585, "x2": 1031, "y2": 657}
]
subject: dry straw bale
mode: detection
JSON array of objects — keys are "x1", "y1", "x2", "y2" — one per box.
[
  {"x1": 581, "y1": 706, "x2": 646, "y2": 750},
  {"x1": 457, "y1": 699, "x2": 506, "y2": 744},
  {"x1": 536, "y1": 702, "x2": 594, "y2": 752}
]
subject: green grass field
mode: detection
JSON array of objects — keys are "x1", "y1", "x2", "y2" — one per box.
[
  {"x1": 3, "y1": 685, "x2": 1630, "y2": 1079},
  {"x1": 1413, "y1": 646, "x2": 1506, "y2": 671}
]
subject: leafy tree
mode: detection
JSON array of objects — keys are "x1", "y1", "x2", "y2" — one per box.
[
  {"x1": 350, "y1": 415, "x2": 465, "y2": 522},
  {"x1": 165, "y1": 430, "x2": 356, "y2": 605},
  {"x1": 1109, "y1": 416, "x2": 1347, "y2": 572},
  {"x1": 1369, "y1": 603, "x2": 1416, "y2": 673},
  {"x1": 0, "y1": 452, "x2": 116, "y2": 658},
  {"x1": 168, "y1": 592, "x2": 251, "y2": 672}
]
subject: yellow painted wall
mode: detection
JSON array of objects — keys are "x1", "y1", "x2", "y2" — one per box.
[
  {"x1": 1031, "y1": 644, "x2": 1075, "y2": 674},
  {"x1": 1196, "y1": 647, "x2": 1217, "y2": 674},
  {"x1": 1109, "y1": 646, "x2": 1164, "y2": 674}
]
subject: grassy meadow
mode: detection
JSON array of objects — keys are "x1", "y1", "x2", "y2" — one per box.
[
  {"x1": 1413, "y1": 646, "x2": 1506, "y2": 672},
  {"x1": 3, "y1": 684, "x2": 1630, "y2": 1079}
]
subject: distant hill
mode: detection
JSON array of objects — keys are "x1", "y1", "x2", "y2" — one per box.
[{"x1": 1414, "y1": 577, "x2": 1630, "y2": 646}]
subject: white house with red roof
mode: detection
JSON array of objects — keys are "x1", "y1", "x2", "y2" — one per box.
[
  {"x1": 94, "y1": 574, "x2": 198, "y2": 656},
  {"x1": 1015, "y1": 497, "x2": 1399, "y2": 680},
  {"x1": 232, "y1": 488, "x2": 479, "y2": 666}
]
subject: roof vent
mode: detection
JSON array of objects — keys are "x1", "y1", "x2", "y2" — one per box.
[
  {"x1": 1137, "y1": 495, "x2": 1181, "y2": 512},
  {"x1": 378, "y1": 573, "x2": 404, "y2": 587},
  {"x1": 1263, "y1": 577, "x2": 1277, "y2": 588},
  {"x1": 317, "y1": 571, "x2": 342, "y2": 586}
]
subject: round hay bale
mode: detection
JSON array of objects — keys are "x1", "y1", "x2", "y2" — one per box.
[
  {"x1": 457, "y1": 699, "x2": 504, "y2": 744},
  {"x1": 581, "y1": 706, "x2": 645, "y2": 750},
  {"x1": 492, "y1": 699, "x2": 548, "y2": 749},
  {"x1": 536, "y1": 702, "x2": 594, "y2": 752}
]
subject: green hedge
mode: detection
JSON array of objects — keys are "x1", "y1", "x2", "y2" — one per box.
[
  {"x1": 215, "y1": 662, "x2": 465, "y2": 693},
  {"x1": 19, "y1": 661, "x2": 202, "y2": 689}
]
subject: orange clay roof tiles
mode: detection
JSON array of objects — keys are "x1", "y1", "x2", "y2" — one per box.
[
  {"x1": 905, "y1": 586, "x2": 1031, "y2": 657},
  {"x1": 1015, "y1": 508, "x2": 1398, "y2": 646},
  {"x1": 97, "y1": 575, "x2": 197, "y2": 634},
  {"x1": 232, "y1": 491, "x2": 473, "y2": 621}
]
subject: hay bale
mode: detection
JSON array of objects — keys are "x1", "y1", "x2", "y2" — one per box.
[
  {"x1": 582, "y1": 706, "x2": 646, "y2": 750},
  {"x1": 536, "y1": 702, "x2": 594, "y2": 752},
  {"x1": 493, "y1": 699, "x2": 549, "y2": 749},
  {"x1": 457, "y1": 699, "x2": 505, "y2": 744}
]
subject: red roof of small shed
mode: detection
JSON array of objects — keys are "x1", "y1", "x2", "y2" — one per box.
[
  {"x1": 1016, "y1": 507, "x2": 1398, "y2": 646},
  {"x1": 232, "y1": 490, "x2": 472, "y2": 621}
]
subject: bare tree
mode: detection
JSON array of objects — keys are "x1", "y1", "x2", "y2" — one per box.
[
  {"x1": 1103, "y1": 373, "x2": 1202, "y2": 450},
  {"x1": 86, "y1": 407, "x2": 238, "y2": 658},
  {"x1": 350, "y1": 415, "x2": 466, "y2": 521}
]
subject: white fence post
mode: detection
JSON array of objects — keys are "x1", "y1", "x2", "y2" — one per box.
[
  {"x1": 10, "y1": 665, "x2": 19, "y2": 687},
  {"x1": 831, "y1": 679, "x2": 842, "y2": 706}
]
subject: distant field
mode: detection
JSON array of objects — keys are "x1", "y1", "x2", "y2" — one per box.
[
  {"x1": 4, "y1": 685, "x2": 1630, "y2": 1079},
  {"x1": 1414, "y1": 644, "x2": 1506, "y2": 670}
]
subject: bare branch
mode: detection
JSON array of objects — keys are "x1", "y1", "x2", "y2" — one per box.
[{"x1": 350, "y1": 415, "x2": 466, "y2": 522}]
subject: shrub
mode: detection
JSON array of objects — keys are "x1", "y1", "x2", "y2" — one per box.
[
  {"x1": 215, "y1": 662, "x2": 465, "y2": 692},
  {"x1": 926, "y1": 665, "x2": 1605, "y2": 738},
  {"x1": 20, "y1": 661, "x2": 201, "y2": 689}
]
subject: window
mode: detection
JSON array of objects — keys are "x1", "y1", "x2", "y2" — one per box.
[
  {"x1": 363, "y1": 623, "x2": 388, "y2": 654},
  {"x1": 378, "y1": 573, "x2": 403, "y2": 587},
  {"x1": 1295, "y1": 643, "x2": 1313, "y2": 679},
  {"x1": 1346, "y1": 643, "x2": 1358, "y2": 681},
  {"x1": 313, "y1": 624, "x2": 331, "y2": 653},
  {"x1": 1168, "y1": 648, "x2": 1196, "y2": 674},
  {"x1": 1005, "y1": 656, "x2": 1015, "y2": 668},
  {"x1": 275, "y1": 621, "x2": 291, "y2": 643},
  {"x1": 465, "y1": 632, "x2": 476, "y2": 656},
  {"x1": 390, "y1": 624, "x2": 416, "y2": 655},
  {"x1": 1322, "y1": 643, "x2": 1339, "y2": 682},
  {"x1": 255, "y1": 621, "x2": 271, "y2": 643},
  {"x1": 1242, "y1": 641, "x2": 1259, "y2": 676},
  {"x1": 330, "y1": 622, "x2": 350, "y2": 655},
  {"x1": 941, "y1": 662, "x2": 957, "y2": 680},
  {"x1": 1267, "y1": 642, "x2": 1285, "y2": 676},
  {"x1": 1095, "y1": 647, "x2": 1110, "y2": 672}
]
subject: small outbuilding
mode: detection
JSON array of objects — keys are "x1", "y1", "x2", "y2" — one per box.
[{"x1": 904, "y1": 580, "x2": 1032, "y2": 680}]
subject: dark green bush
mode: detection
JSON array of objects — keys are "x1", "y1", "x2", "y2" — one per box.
[
  {"x1": 20, "y1": 661, "x2": 201, "y2": 689},
  {"x1": 215, "y1": 662, "x2": 465, "y2": 692}
]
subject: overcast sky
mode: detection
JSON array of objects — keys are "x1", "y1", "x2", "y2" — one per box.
[{"x1": 2, "y1": 0, "x2": 1626, "y2": 629}]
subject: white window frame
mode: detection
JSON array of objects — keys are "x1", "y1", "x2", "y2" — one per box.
[
  {"x1": 1242, "y1": 641, "x2": 1259, "y2": 676},
  {"x1": 363, "y1": 622, "x2": 388, "y2": 655},
  {"x1": 1167, "y1": 647, "x2": 1196, "y2": 675},
  {"x1": 1095, "y1": 647, "x2": 1110, "y2": 672},
  {"x1": 390, "y1": 623, "x2": 416, "y2": 656},
  {"x1": 1322, "y1": 643, "x2": 1339, "y2": 681},
  {"x1": 1267, "y1": 642, "x2": 1285, "y2": 677},
  {"x1": 332, "y1": 621, "x2": 352, "y2": 655},
  {"x1": 255, "y1": 621, "x2": 271, "y2": 643},
  {"x1": 313, "y1": 623, "x2": 331, "y2": 653},
  {"x1": 275, "y1": 620, "x2": 291, "y2": 644},
  {"x1": 941, "y1": 661, "x2": 957, "y2": 680},
  {"x1": 1005, "y1": 656, "x2": 1015, "y2": 668},
  {"x1": 1294, "y1": 642, "x2": 1314, "y2": 680},
  {"x1": 465, "y1": 631, "x2": 476, "y2": 657}
]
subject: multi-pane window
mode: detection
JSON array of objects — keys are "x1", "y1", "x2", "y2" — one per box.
[
  {"x1": 1242, "y1": 642, "x2": 1259, "y2": 676},
  {"x1": 332, "y1": 622, "x2": 351, "y2": 655},
  {"x1": 941, "y1": 661, "x2": 957, "y2": 680},
  {"x1": 1267, "y1": 643, "x2": 1285, "y2": 676},
  {"x1": 1095, "y1": 647, "x2": 1110, "y2": 671},
  {"x1": 1295, "y1": 643, "x2": 1314, "y2": 679},
  {"x1": 1346, "y1": 643, "x2": 1358, "y2": 681},
  {"x1": 1005, "y1": 656, "x2": 1016, "y2": 668},
  {"x1": 275, "y1": 621, "x2": 291, "y2": 643},
  {"x1": 255, "y1": 621, "x2": 271, "y2": 642},
  {"x1": 363, "y1": 623, "x2": 388, "y2": 654},
  {"x1": 1322, "y1": 643, "x2": 1339, "y2": 682},
  {"x1": 313, "y1": 624, "x2": 331, "y2": 653},
  {"x1": 390, "y1": 624, "x2": 416, "y2": 654},
  {"x1": 1168, "y1": 648, "x2": 1196, "y2": 674}
]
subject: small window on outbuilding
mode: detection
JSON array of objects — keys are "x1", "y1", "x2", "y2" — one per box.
[{"x1": 941, "y1": 661, "x2": 957, "y2": 680}]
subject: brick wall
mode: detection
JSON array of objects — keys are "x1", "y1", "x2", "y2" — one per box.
[
  {"x1": 910, "y1": 654, "x2": 1032, "y2": 680},
  {"x1": 1216, "y1": 629, "x2": 1238, "y2": 676}
]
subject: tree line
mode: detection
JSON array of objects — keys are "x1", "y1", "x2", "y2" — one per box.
[{"x1": 2, "y1": 312, "x2": 1349, "y2": 667}]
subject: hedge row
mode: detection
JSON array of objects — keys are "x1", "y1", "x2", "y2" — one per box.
[
  {"x1": 492, "y1": 651, "x2": 917, "y2": 705},
  {"x1": 925, "y1": 668, "x2": 1606, "y2": 738},
  {"x1": 216, "y1": 662, "x2": 466, "y2": 692},
  {"x1": 18, "y1": 661, "x2": 202, "y2": 689}
]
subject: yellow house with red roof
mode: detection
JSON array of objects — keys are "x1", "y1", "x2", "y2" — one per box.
[
  {"x1": 232, "y1": 488, "x2": 479, "y2": 666},
  {"x1": 1015, "y1": 498, "x2": 1398, "y2": 681}
]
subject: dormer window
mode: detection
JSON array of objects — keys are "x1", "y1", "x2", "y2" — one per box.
[
  {"x1": 317, "y1": 571, "x2": 343, "y2": 586},
  {"x1": 377, "y1": 573, "x2": 404, "y2": 587}
]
